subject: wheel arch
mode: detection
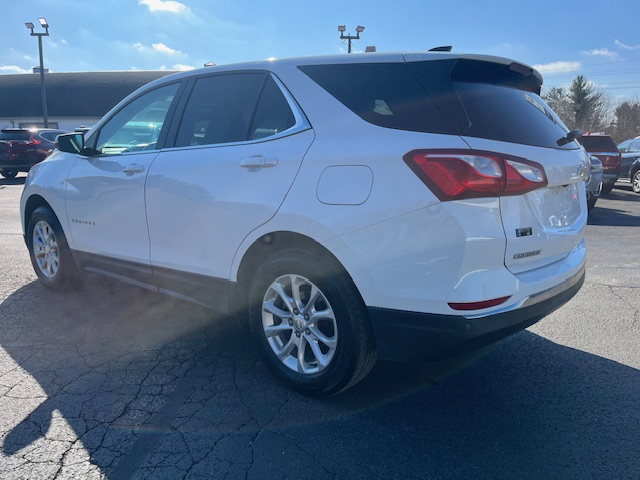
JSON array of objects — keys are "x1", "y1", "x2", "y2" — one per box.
[
  {"x1": 23, "y1": 194, "x2": 55, "y2": 235},
  {"x1": 235, "y1": 231, "x2": 359, "y2": 304}
]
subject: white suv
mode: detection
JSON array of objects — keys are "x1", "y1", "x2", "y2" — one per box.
[{"x1": 21, "y1": 52, "x2": 588, "y2": 396}]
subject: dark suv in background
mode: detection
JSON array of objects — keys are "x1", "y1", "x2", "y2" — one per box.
[
  {"x1": 0, "y1": 128, "x2": 68, "y2": 179},
  {"x1": 617, "y1": 137, "x2": 640, "y2": 193},
  {"x1": 577, "y1": 134, "x2": 621, "y2": 194}
]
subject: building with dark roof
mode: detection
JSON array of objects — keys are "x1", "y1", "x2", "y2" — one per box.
[{"x1": 0, "y1": 71, "x2": 175, "y2": 131}]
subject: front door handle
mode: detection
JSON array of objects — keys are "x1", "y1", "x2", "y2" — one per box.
[
  {"x1": 240, "y1": 156, "x2": 278, "y2": 170},
  {"x1": 122, "y1": 164, "x2": 145, "y2": 174}
]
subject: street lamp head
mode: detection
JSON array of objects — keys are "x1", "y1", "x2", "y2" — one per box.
[
  {"x1": 25, "y1": 22, "x2": 35, "y2": 30},
  {"x1": 38, "y1": 17, "x2": 49, "y2": 29},
  {"x1": 338, "y1": 25, "x2": 346, "y2": 32},
  {"x1": 356, "y1": 25, "x2": 365, "y2": 33}
]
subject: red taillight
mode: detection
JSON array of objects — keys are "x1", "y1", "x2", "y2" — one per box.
[
  {"x1": 404, "y1": 149, "x2": 548, "y2": 201},
  {"x1": 448, "y1": 296, "x2": 511, "y2": 311}
]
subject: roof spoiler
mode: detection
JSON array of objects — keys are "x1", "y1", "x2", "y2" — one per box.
[{"x1": 428, "y1": 46, "x2": 453, "y2": 52}]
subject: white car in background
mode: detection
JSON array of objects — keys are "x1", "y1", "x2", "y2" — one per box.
[{"x1": 21, "y1": 52, "x2": 588, "y2": 395}]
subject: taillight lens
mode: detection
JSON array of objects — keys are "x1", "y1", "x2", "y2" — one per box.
[{"x1": 404, "y1": 149, "x2": 547, "y2": 201}]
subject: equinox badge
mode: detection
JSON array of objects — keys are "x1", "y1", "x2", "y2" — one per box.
[{"x1": 513, "y1": 250, "x2": 541, "y2": 260}]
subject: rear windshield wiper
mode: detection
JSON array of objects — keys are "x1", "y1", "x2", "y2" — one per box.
[{"x1": 557, "y1": 129, "x2": 583, "y2": 147}]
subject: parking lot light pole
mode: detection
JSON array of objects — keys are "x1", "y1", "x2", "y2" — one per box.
[
  {"x1": 338, "y1": 25, "x2": 365, "y2": 53},
  {"x1": 25, "y1": 18, "x2": 49, "y2": 128}
]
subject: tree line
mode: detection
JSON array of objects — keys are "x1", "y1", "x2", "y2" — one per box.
[{"x1": 542, "y1": 75, "x2": 640, "y2": 144}]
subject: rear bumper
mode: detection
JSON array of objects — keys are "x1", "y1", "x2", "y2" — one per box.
[
  {"x1": 602, "y1": 173, "x2": 618, "y2": 185},
  {"x1": 368, "y1": 268, "x2": 585, "y2": 362}
]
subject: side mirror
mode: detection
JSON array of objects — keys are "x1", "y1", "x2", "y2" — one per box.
[{"x1": 55, "y1": 132, "x2": 85, "y2": 154}]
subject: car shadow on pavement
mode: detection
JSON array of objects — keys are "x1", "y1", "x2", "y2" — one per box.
[
  {"x1": 588, "y1": 188, "x2": 640, "y2": 227},
  {"x1": 1, "y1": 277, "x2": 639, "y2": 479}
]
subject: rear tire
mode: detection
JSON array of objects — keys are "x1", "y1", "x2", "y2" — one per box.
[
  {"x1": 248, "y1": 249, "x2": 377, "y2": 396},
  {"x1": 27, "y1": 206, "x2": 81, "y2": 291},
  {"x1": 632, "y1": 170, "x2": 640, "y2": 194},
  {"x1": 0, "y1": 169, "x2": 17, "y2": 179}
]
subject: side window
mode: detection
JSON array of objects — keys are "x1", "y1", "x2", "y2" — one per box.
[
  {"x1": 299, "y1": 63, "x2": 455, "y2": 135},
  {"x1": 175, "y1": 73, "x2": 265, "y2": 147},
  {"x1": 95, "y1": 83, "x2": 179, "y2": 155},
  {"x1": 249, "y1": 76, "x2": 295, "y2": 140},
  {"x1": 630, "y1": 142, "x2": 640, "y2": 153},
  {"x1": 39, "y1": 132, "x2": 52, "y2": 141}
]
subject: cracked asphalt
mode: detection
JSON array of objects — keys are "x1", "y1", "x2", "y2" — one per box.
[{"x1": 1, "y1": 174, "x2": 639, "y2": 479}]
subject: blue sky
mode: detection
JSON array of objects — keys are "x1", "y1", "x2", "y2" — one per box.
[{"x1": 2, "y1": 0, "x2": 640, "y2": 102}]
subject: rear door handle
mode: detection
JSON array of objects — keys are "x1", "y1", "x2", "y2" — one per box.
[
  {"x1": 122, "y1": 164, "x2": 145, "y2": 174},
  {"x1": 240, "y1": 156, "x2": 278, "y2": 170}
]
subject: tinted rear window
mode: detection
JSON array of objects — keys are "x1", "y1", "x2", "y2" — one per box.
[
  {"x1": 409, "y1": 59, "x2": 575, "y2": 149},
  {"x1": 578, "y1": 136, "x2": 618, "y2": 152},
  {"x1": 300, "y1": 60, "x2": 576, "y2": 150},
  {"x1": 0, "y1": 130, "x2": 31, "y2": 141},
  {"x1": 298, "y1": 63, "x2": 455, "y2": 134}
]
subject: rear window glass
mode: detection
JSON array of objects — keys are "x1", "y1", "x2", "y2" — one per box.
[
  {"x1": 578, "y1": 136, "x2": 618, "y2": 152},
  {"x1": 0, "y1": 130, "x2": 31, "y2": 141},
  {"x1": 298, "y1": 63, "x2": 455, "y2": 135},
  {"x1": 409, "y1": 59, "x2": 575, "y2": 149},
  {"x1": 452, "y1": 82, "x2": 575, "y2": 149}
]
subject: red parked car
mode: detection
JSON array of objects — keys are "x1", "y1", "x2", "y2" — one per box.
[
  {"x1": 0, "y1": 128, "x2": 68, "y2": 179},
  {"x1": 577, "y1": 134, "x2": 621, "y2": 194}
]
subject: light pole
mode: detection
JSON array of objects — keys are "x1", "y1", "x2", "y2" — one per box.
[
  {"x1": 25, "y1": 18, "x2": 50, "y2": 128},
  {"x1": 338, "y1": 25, "x2": 365, "y2": 53}
]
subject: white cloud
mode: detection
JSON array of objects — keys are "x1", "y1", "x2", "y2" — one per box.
[
  {"x1": 580, "y1": 48, "x2": 618, "y2": 59},
  {"x1": 0, "y1": 65, "x2": 30, "y2": 74},
  {"x1": 532, "y1": 61, "x2": 582, "y2": 74},
  {"x1": 132, "y1": 42, "x2": 146, "y2": 52},
  {"x1": 152, "y1": 43, "x2": 182, "y2": 55},
  {"x1": 139, "y1": 0, "x2": 190, "y2": 14},
  {"x1": 172, "y1": 64, "x2": 195, "y2": 71},
  {"x1": 615, "y1": 39, "x2": 640, "y2": 50}
]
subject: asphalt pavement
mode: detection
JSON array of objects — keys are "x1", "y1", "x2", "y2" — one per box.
[{"x1": 1, "y1": 173, "x2": 639, "y2": 479}]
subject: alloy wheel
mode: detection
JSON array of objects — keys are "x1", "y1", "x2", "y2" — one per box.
[
  {"x1": 261, "y1": 274, "x2": 338, "y2": 374},
  {"x1": 32, "y1": 220, "x2": 60, "y2": 279}
]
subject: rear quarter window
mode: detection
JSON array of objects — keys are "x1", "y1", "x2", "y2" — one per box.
[{"x1": 298, "y1": 63, "x2": 455, "y2": 135}]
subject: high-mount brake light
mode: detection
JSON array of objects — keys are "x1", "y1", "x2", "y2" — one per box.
[{"x1": 403, "y1": 149, "x2": 548, "y2": 201}]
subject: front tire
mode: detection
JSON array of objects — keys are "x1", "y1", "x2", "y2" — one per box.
[
  {"x1": 601, "y1": 183, "x2": 614, "y2": 195},
  {"x1": 632, "y1": 170, "x2": 640, "y2": 194},
  {"x1": 27, "y1": 206, "x2": 81, "y2": 290},
  {"x1": 249, "y1": 249, "x2": 377, "y2": 396}
]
